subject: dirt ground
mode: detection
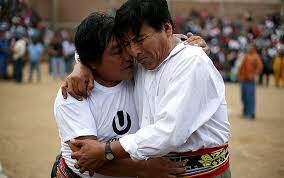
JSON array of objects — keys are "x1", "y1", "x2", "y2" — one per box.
[{"x1": 0, "y1": 64, "x2": 283, "y2": 178}]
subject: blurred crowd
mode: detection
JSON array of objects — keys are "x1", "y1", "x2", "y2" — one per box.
[
  {"x1": 0, "y1": 0, "x2": 75, "y2": 83},
  {"x1": 174, "y1": 10, "x2": 284, "y2": 87},
  {"x1": 0, "y1": 0, "x2": 283, "y2": 87}
]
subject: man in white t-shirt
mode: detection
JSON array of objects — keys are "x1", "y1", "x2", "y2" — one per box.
[
  {"x1": 68, "y1": 1, "x2": 231, "y2": 178},
  {"x1": 52, "y1": 12, "x2": 185, "y2": 178}
]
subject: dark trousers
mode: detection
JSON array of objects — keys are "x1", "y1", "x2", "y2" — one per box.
[
  {"x1": 0, "y1": 57, "x2": 8, "y2": 79},
  {"x1": 65, "y1": 55, "x2": 74, "y2": 74},
  {"x1": 241, "y1": 81, "x2": 256, "y2": 117},
  {"x1": 13, "y1": 58, "x2": 23, "y2": 83}
]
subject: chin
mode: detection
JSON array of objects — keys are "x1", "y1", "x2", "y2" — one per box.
[
  {"x1": 124, "y1": 73, "x2": 134, "y2": 80},
  {"x1": 143, "y1": 64, "x2": 156, "y2": 70},
  {"x1": 118, "y1": 72, "x2": 133, "y2": 81}
]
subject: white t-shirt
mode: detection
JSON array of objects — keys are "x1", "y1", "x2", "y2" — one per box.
[
  {"x1": 54, "y1": 80, "x2": 138, "y2": 178},
  {"x1": 62, "y1": 40, "x2": 75, "y2": 56},
  {"x1": 120, "y1": 43, "x2": 230, "y2": 160}
]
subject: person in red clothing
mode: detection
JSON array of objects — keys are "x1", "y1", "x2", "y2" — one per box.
[{"x1": 238, "y1": 44, "x2": 263, "y2": 119}]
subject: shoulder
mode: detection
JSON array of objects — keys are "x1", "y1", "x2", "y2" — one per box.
[
  {"x1": 54, "y1": 89, "x2": 90, "y2": 114},
  {"x1": 168, "y1": 45, "x2": 211, "y2": 73}
]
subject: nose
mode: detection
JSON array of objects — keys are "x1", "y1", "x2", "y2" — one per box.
[{"x1": 126, "y1": 42, "x2": 142, "y2": 58}]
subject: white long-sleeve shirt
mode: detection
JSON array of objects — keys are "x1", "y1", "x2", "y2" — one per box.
[
  {"x1": 119, "y1": 43, "x2": 230, "y2": 160},
  {"x1": 12, "y1": 39, "x2": 26, "y2": 60}
]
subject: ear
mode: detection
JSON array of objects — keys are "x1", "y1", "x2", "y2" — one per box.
[{"x1": 163, "y1": 22, "x2": 173, "y2": 37}]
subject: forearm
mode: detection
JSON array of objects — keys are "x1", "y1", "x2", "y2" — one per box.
[
  {"x1": 110, "y1": 140, "x2": 130, "y2": 159},
  {"x1": 96, "y1": 158, "x2": 143, "y2": 177}
]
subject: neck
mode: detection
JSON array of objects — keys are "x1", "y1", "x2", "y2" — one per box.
[
  {"x1": 160, "y1": 35, "x2": 177, "y2": 63},
  {"x1": 93, "y1": 71, "x2": 121, "y2": 87}
]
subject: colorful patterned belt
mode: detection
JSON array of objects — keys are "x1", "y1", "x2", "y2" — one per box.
[
  {"x1": 164, "y1": 144, "x2": 230, "y2": 177},
  {"x1": 51, "y1": 154, "x2": 81, "y2": 178}
]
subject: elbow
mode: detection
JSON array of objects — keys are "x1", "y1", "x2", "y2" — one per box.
[{"x1": 166, "y1": 131, "x2": 188, "y2": 151}]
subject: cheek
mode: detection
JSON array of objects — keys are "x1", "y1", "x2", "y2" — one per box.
[{"x1": 144, "y1": 40, "x2": 160, "y2": 56}]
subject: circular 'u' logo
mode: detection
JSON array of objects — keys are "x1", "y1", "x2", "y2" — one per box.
[{"x1": 112, "y1": 111, "x2": 131, "y2": 135}]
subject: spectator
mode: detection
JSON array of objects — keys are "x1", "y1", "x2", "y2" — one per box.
[
  {"x1": 273, "y1": 51, "x2": 284, "y2": 87},
  {"x1": 27, "y1": 38, "x2": 44, "y2": 82},
  {"x1": 238, "y1": 44, "x2": 263, "y2": 119},
  {"x1": 0, "y1": 28, "x2": 9, "y2": 79},
  {"x1": 259, "y1": 48, "x2": 272, "y2": 86},
  {"x1": 49, "y1": 31, "x2": 65, "y2": 79},
  {"x1": 62, "y1": 32, "x2": 75, "y2": 74},
  {"x1": 12, "y1": 34, "x2": 27, "y2": 83}
]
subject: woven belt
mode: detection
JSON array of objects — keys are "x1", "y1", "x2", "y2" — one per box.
[
  {"x1": 51, "y1": 154, "x2": 81, "y2": 178},
  {"x1": 164, "y1": 144, "x2": 230, "y2": 177}
]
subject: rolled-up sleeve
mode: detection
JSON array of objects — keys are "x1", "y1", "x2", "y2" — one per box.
[{"x1": 120, "y1": 51, "x2": 225, "y2": 160}]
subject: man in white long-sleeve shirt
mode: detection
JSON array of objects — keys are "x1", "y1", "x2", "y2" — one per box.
[{"x1": 71, "y1": 0, "x2": 231, "y2": 177}]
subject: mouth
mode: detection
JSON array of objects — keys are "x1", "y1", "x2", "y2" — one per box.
[
  {"x1": 136, "y1": 57, "x2": 148, "y2": 65},
  {"x1": 137, "y1": 57, "x2": 147, "y2": 62}
]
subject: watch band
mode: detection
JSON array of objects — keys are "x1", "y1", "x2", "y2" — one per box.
[
  {"x1": 105, "y1": 141, "x2": 115, "y2": 161},
  {"x1": 105, "y1": 141, "x2": 112, "y2": 153}
]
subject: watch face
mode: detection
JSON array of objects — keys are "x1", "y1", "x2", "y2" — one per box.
[{"x1": 106, "y1": 153, "x2": 115, "y2": 160}]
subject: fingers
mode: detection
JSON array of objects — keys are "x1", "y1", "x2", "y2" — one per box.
[
  {"x1": 163, "y1": 159, "x2": 185, "y2": 175},
  {"x1": 74, "y1": 162, "x2": 80, "y2": 169},
  {"x1": 89, "y1": 170, "x2": 95, "y2": 177},
  {"x1": 172, "y1": 161, "x2": 184, "y2": 168},
  {"x1": 188, "y1": 35, "x2": 202, "y2": 41},
  {"x1": 87, "y1": 79, "x2": 94, "y2": 94},
  {"x1": 77, "y1": 80, "x2": 88, "y2": 99},
  {"x1": 186, "y1": 32, "x2": 193, "y2": 38},
  {"x1": 189, "y1": 40, "x2": 206, "y2": 48},
  {"x1": 69, "y1": 142, "x2": 80, "y2": 152},
  {"x1": 185, "y1": 36, "x2": 209, "y2": 54},
  {"x1": 61, "y1": 80, "x2": 68, "y2": 99},
  {"x1": 67, "y1": 78, "x2": 83, "y2": 101},
  {"x1": 174, "y1": 34, "x2": 188, "y2": 41},
  {"x1": 203, "y1": 46, "x2": 210, "y2": 54},
  {"x1": 71, "y1": 151, "x2": 81, "y2": 160},
  {"x1": 79, "y1": 167, "x2": 87, "y2": 174},
  {"x1": 186, "y1": 36, "x2": 205, "y2": 46},
  {"x1": 187, "y1": 38, "x2": 204, "y2": 46},
  {"x1": 70, "y1": 139, "x2": 83, "y2": 148},
  {"x1": 169, "y1": 167, "x2": 186, "y2": 175}
]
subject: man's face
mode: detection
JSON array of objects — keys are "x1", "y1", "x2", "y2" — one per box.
[
  {"x1": 89, "y1": 36, "x2": 134, "y2": 82},
  {"x1": 123, "y1": 23, "x2": 173, "y2": 70}
]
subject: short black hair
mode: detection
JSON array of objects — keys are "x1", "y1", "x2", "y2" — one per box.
[
  {"x1": 114, "y1": 0, "x2": 173, "y2": 41},
  {"x1": 75, "y1": 12, "x2": 114, "y2": 65}
]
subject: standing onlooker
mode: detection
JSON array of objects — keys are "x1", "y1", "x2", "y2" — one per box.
[
  {"x1": 27, "y1": 38, "x2": 44, "y2": 82},
  {"x1": 49, "y1": 31, "x2": 65, "y2": 79},
  {"x1": 259, "y1": 48, "x2": 272, "y2": 87},
  {"x1": 12, "y1": 35, "x2": 27, "y2": 83},
  {"x1": 273, "y1": 51, "x2": 284, "y2": 87},
  {"x1": 0, "y1": 29, "x2": 10, "y2": 79},
  {"x1": 62, "y1": 33, "x2": 75, "y2": 74},
  {"x1": 238, "y1": 44, "x2": 263, "y2": 119}
]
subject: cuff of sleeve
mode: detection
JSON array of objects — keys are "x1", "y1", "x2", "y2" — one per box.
[
  {"x1": 62, "y1": 129, "x2": 97, "y2": 142},
  {"x1": 119, "y1": 134, "x2": 149, "y2": 160}
]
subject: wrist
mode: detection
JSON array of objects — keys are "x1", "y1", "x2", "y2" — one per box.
[
  {"x1": 100, "y1": 142, "x2": 107, "y2": 160},
  {"x1": 135, "y1": 160, "x2": 147, "y2": 177},
  {"x1": 105, "y1": 141, "x2": 116, "y2": 161}
]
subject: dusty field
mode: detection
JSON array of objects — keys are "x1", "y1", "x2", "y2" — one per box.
[{"x1": 0, "y1": 64, "x2": 283, "y2": 178}]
